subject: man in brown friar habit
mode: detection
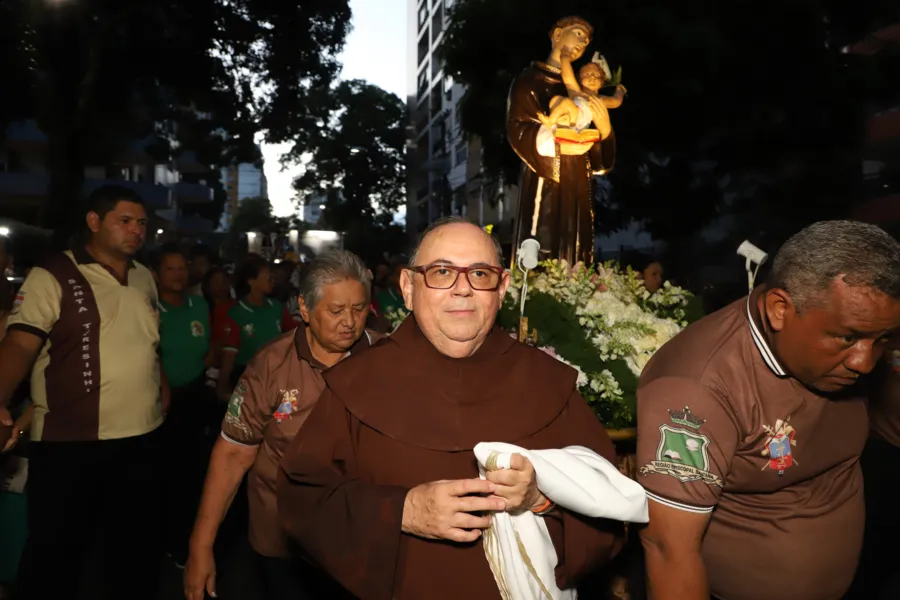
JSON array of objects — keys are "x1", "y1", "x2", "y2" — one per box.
[
  {"x1": 508, "y1": 15, "x2": 616, "y2": 266},
  {"x1": 277, "y1": 217, "x2": 625, "y2": 599}
]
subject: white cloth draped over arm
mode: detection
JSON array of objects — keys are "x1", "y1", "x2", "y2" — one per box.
[
  {"x1": 535, "y1": 125, "x2": 556, "y2": 157},
  {"x1": 474, "y1": 442, "x2": 648, "y2": 600}
]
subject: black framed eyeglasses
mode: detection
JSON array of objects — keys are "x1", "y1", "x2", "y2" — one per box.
[{"x1": 409, "y1": 264, "x2": 506, "y2": 291}]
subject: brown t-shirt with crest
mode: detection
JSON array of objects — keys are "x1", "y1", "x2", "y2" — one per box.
[
  {"x1": 636, "y1": 290, "x2": 867, "y2": 600},
  {"x1": 221, "y1": 323, "x2": 379, "y2": 557}
]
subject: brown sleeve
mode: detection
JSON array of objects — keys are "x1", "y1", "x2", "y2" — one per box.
[
  {"x1": 277, "y1": 387, "x2": 409, "y2": 600},
  {"x1": 220, "y1": 352, "x2": 274, "y2": 446},
  {"x1": 636, "y1": 377, "x2": 739, "y2": 514},
  {"x1": 507, "y1": 72, "x2": 556, "y2": 181},
  {"x1": 548, "y1": 390, "x2": 626, "y2": 590}
]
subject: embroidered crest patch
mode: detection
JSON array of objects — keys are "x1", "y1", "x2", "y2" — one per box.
[
  {"x1": 274, "y1": 389, "x2": 299, "y2": 423},
  {"x1": 223, "y1": 380, "x2": 253, "y2": 439},
  {"x1": 191, "y1": 320, "x2": 205, "y2": 337},
  {"x1": 760, "y1": 417, "x2": 797, "y2": 475},
  {"x1": 11, "y1": 293, "x2": 24, "y2": 315},
  {"x1": 639, "y1": 406, "x2": 723, "y2": 488}
]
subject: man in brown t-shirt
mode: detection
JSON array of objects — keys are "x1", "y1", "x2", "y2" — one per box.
[
  {"x1": 184, "y1": 250, "x2": 378, "y2": 600},
  {"x1": 637, "y1": 221, "x2": 900, "y2": 600}
]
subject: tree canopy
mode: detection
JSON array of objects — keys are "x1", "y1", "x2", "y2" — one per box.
[
  {"x1": 291, "y1": 79, "x2": 408, "y2": 264},
  {"x1": 441, "y1": 0, "x2": 900, "y2": 253},
  {"x1": 0, "y1": 0, "x2": 352, "y2": 244},
  {"x1": 229, "y1": 196, "x2": 278, "y2": 234}
]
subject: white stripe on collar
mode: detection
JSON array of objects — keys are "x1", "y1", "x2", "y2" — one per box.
[{"x1": 746, "y1": 296, "x2": 787, "y2": 377}]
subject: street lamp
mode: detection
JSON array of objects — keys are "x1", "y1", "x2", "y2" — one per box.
[
  {"x1": 349, "y1": 146, "x2": 364, "y2": 155},
  {"x1": 0, "y1": 227, "x2": 9, "y2": 237}
]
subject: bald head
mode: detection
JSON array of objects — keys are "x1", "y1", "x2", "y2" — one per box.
[{"x1": 410, "y1": 217, "x2": 504, "y2": 267}]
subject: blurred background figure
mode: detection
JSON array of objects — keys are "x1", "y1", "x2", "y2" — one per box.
[
  {"x1": 188, "y1": 245, "x2": 214, "y2": 297},
  {"x1": 626, "y1": 252, "x2": 664, "y2": 294},
  {"x1": 152, "y1": 243, "x2": 217, "y2": 569}
]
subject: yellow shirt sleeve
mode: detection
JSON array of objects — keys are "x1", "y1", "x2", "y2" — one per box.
[{"x1": 6, "y1": 267, "x2": 62, "y2": 339}]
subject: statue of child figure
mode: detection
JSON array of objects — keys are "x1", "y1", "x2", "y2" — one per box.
[{"x1": 539, "y1": 50, "x2": 627, "y2": 130}]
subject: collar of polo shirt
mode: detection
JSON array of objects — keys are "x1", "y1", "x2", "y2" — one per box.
[
  {"x1": 73, "y1": 246, "x2": 136, "y2": 270},
  {"x1": 746, "y1": 295, "x2": 788, "y2": 377}
]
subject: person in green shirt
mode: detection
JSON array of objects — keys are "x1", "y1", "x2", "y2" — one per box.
[
  {"x1": 152, "y1": 243, "x2": 216, "y2": 567},
  {"x1": 375, "y1": 262, "x2": 405, "y2": 317},
  {"x1": 216, "y1": 254, "x2": 297, "y2": 400}
]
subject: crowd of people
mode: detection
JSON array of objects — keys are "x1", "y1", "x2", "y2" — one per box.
[
  {"x1": 0, "y1": 186, "x2": 406, "y2": 599},
  {"x1": 1, "y1": 184, "x2": 900, "y2": 600}
]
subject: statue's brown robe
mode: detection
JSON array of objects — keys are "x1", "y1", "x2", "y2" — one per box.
[
  {"x1": 508, "y1": 62, "x2": 616, "y2": 266},
  {"x1": 277, "y1": 317, "x2": 624, "y2": 600}
]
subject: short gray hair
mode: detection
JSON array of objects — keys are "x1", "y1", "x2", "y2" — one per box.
[
  {"x1": 410, "y1": 216, "x2": 504, "y2": 266},
  {"x1": 769, "y1": 220, "x2": 900, "y2": 311},
  {"x1": 299, "y1": 250, "x2": 371, "y2": 309}
]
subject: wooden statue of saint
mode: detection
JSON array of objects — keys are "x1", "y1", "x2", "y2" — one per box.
[{"x1": 507, "y1": 16, "x2": 617, "y2": 266}]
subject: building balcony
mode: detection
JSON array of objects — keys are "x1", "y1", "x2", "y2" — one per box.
[
  {"x1": 3, "y1": 121, "x2": 47, "y2": 149},
  {"x1": 0, "y1": 172, "x2": 48, "y2": 198},
  {"x1": 174, "y1": 150, "x2": 209, "y2": 175},
  {"x1": 0, "y1": 172, "x2": 172, "y2": 211},
  {"x1": 447, "y1": 161, "x2": 466, "y2": 191},
  {"x1": 83, "y1": 178, "x2": 172, "y2": 210},
  {"x1": 172, "y1": 181, "x2": 214, "y2": 204}
]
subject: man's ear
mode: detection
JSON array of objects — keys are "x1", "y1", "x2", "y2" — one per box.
[
  {"x1": 298, "y1": 295, "x2": 311, "y2": 323},
  {"x1": 764, "y1": 288, "x2": 792, "y2": 333},
  {"x1": 86, "y1": 211, "x2": 102, "y2": 234},
  {"x1": 497, "y1": 271, "x2": 511, "y2": 304},
  {"x1": 400, "y1": 268, "x2": 414, "y2": 311}
]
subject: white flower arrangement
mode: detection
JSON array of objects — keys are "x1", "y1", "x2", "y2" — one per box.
[
  {"x1": 384, "y1": 306, "x2": 411, "y2": 331},
  {"x1": 501, "y1": 259, "x2": 697, "y2": 428}
]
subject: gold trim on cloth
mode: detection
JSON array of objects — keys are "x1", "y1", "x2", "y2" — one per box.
[
  {"x1": 531, "y1": 178, "x2": 545, "y2": 237},
  {"x1": 585, "y1": 154, "x2": 595, "y2": 265},
  {"x1": 535, "y1": 61, "x2": 562, "y2": 74},
  {"x1": 481, "y1": 451, "x2": 558, "y2": 600},
  {"x1": 552, "y1": 143, "x2": 561, "y2": 183}
]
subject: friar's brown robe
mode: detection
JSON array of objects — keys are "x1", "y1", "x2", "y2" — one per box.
[
  {"x1": 508, "y1": 61, "x2": 617, "y2": 267},
  {"x1": 277, "y1": 317, "x2": 624, "y2": 600}
]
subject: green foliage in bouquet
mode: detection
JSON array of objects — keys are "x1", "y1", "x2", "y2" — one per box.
[{"x1": 497, "y1": 292, "x2": 640, "y2": 428}]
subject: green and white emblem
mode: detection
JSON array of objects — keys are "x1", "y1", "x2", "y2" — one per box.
[
  {"x1": 223, "y1": 379, "x2": 254, "y2": 440},
  {"x1": 226, "y1": 392, "x2": 242, "y2": 419},
  {"x1": 639, "y1": 406, "x2": 723, "y2": 488}
]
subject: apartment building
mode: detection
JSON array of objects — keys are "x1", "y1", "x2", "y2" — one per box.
[
  {"x1": 0, "y1": 119, "x2": 215, "y2": 234},
  {"x1": 219, "y1": 157, "x2": 269, "y2": 231}
]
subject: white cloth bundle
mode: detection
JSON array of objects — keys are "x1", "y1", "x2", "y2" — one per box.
[{"x1": 474, "y1": 442, "x2": 649, "y2": 600}]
